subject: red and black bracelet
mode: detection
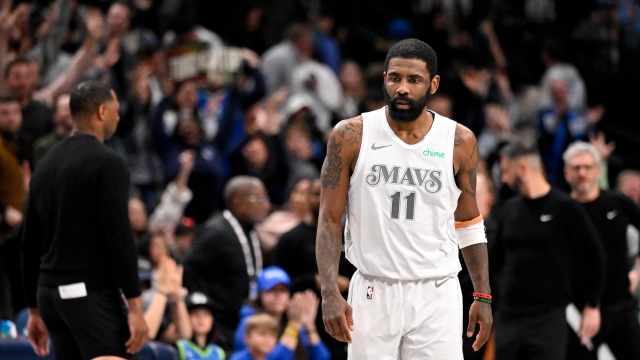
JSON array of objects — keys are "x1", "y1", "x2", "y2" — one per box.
[{"x1": 473, "y1": 291, "x2": 492, "y2": 304}]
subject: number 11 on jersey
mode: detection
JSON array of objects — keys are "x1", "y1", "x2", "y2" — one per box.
[{"x1": 390, "y1": 191, "x2": 415, "y2": 220}]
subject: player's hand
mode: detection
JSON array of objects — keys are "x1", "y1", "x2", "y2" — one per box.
[
  {"x1": 579, "y1": 306, "x2": 600, "y2": 349},
  {"x1": 321, "y1": 291, "x2": 353, "y2": 343},
  {"x1": 125, "y1": 300, "x2": 149, "y2": 354},
  {"x1": 26, "y1": 309, "x2": 49, "y2": 357},
  {"x1": 467, "y1": 301, "x2": 492, "y2": 351}
]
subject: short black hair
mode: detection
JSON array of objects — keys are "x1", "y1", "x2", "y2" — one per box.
[
  {"x1": 384, "y1": 38, "x2": 438, "y2": 75},
  {"x1": 500, "y1": 141, "x2": 540, "y2": 160},
  {"x1": 4, "y1": 57, "x2": 33, "y2": 79},
  {"x1": 69, "y1": 81, "x2": 114, "y2": 120}
]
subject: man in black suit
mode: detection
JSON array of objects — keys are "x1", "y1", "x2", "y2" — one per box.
[{"x1": 183, "y1": 176, "x2": 271, "y2": 350}]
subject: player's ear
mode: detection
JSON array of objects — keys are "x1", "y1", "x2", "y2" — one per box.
[{"x1": 429, "y1": 74, "x2": 440, "y2": 95}]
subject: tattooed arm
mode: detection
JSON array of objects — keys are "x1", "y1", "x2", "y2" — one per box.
[
  {"x1": 453, "y1": 124, "x2": 493, "y2": 351},
  {"x1": 316, "y1": 117, "x2": 362, "y2": 343}
]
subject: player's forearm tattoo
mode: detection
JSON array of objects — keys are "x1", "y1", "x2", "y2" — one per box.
[
  {"x1": 461, "y1": 243, "x2": 491, "y2": 293},
  {"x1": 316, "y1": 216, "x2": 343, "y2": 295},
  {"x1": 321, "y1": 135, "x2": 342, "y2": 188}
]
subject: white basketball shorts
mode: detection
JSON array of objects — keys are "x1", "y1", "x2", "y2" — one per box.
[{"x1": 347, "y1": 270, "x2": 463, "y2": 360}]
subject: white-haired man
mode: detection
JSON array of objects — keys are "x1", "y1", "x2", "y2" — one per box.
[{"x1": 564, "y1": 141, "x2": 640, "y2": 359}]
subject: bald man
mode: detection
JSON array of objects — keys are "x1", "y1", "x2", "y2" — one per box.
[{"x1": 183, "y1": 176, "x2": 271, "y2": 350}]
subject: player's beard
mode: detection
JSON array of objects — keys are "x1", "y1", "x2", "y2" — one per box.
[{"x1": 383, "y1": 85, "x2": 431, "y2": 123}]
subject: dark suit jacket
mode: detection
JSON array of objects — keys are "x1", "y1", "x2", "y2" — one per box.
[{"x1": 183, "y1": 212, "x2": 254, "y2": 347}]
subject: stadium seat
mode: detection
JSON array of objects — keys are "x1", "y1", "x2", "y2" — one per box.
[
  {"x1": 139, "y1": 341, "x2": 179, "y2": 360},
  {"x1": 0, "y1": 338, "x2": 52, "y2": 360}
]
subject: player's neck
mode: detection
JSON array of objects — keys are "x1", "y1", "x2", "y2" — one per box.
[
  {"x1": 522, "y1": 174, "x2": 551, "y2": 199},
  {"x1": 571, "y1": 187, "x2": 600, "y2": 203},
  {"x1": 386, "y1": 108, "x2": 433, "y2": 134}
]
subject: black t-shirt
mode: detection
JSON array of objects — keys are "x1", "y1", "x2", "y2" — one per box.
[
  {"x1": 491, "y1": 189, "x2": 605, "y2": 316},
  {"x1": 22, "y1": 134, "x2": 140, "y2": 308},
  {"x1": 579, "y1": 190, "x2": 640, "y2": 307}
]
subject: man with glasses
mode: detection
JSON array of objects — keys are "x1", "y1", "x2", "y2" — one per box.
[
  {"x1": 564, "y1": 141, "x2": 640, "y2": 359},
  {"x1": 184, "y1": 176, "x2": 271, "y2": 351}
]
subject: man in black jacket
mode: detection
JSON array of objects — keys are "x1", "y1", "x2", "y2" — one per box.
[
  {"x1": 492, "y1": 142, "x2": 605, "y2": 360},
  {"x1": 564, "y1": 141, "x2": 640, "y2": 359},
  {"x1": 21, "y1": 80, "x2": 148, "y2": 359},
  {"x1": 183, "y1": 175, "x2": 271, "y2": 350}
]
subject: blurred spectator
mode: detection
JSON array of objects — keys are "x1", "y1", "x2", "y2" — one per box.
[
  {"x1": 426, "y1": 93, "x2": 453, "y2": 119},
  {"x1": 617, "y1": 170, "x2": 640, "y2": 206},
  {"x1": 537, "y1": 78, "x2": 590, "y2": 186},
  {"x1": 211, "y1": 48, "x2": 266, "y2": 156},
  {"x1": 0, "y1": 95, "x2": 26, "y2": 211},
  {"x1": 148, "y1": 151, "x2": 194, "y2": 233},
  {"x1": 4, "y1": 57, "x2": 52, "y2": 165},
  {"x1": 153, "y1": 80, "x2": 225, "y2": 223},
  {"x1": 338, "y1": 61, "x2": 366, "y2": 118},
  {"x1": 477, "y1": 102, "x2": 512, "y2": 159},
  {"x1": 448, "y1": 58, "x2": 493, "y2": 135},
  {"x1": 129, "y1": 196, "x2": 149, "y2": 244},
  {"x1": 313, "y1": 12, "x2": 341, "y2": 75},
  {"x1": 184, "y1": 176, "x2": 271, "y2": 350},
  {"x1": 173, "y1": 217, "x2": 196, "y2": 263},
  {"x1": 275, "y1": 179, "x2": 348, "y2": 292},
  {"x1": 118, "y1": 60, "x2": 164, "y2": 208},
  {"x1": 289, "y1": 60, "x2": 343, "y2": 132},
  {"x1": 177, "y1": 291, "x2": 226, "y2": 360},
  {"x1": 142, "y1": 234, "x2": 192, "y2": 344},
  {"x1": 230, "y1": 133, "x2": 290, "y2": 206},
  {"x1": 539, "y1": 40, "x2": 587, "y2": 113},
  {"x1": 230, "y1": 313, "x2": 297, "y2": 360},
  {"x1": 32, "y1": 93, "x2": 71, "y2": 168},
  {"x1": 0, "y1": 94, "x2": 25, "y2": 321},
  {"x1": 261, "y1": 23, "x2": 313, "y2": 93},
  {"x1": 257, "y1": 177, "x2": 312, "y2": 254},
  {"x1": 281, "y1": 109, "x2": 324, "y2": 180},
  {"x1": 234, "y1": 267, "x2": 330, "y2": 360}
]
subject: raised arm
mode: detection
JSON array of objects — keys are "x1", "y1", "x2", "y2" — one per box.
[
  {"x1": 453, "y1": 124, "x2": 493, "y2": 351},
  {"x1": 316, "y1": 117, "x2": 361, "y2": 342}
]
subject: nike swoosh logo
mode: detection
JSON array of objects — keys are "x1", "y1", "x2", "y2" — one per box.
[
  {"x1": 435, "y1": 277, "x2": 451, "y2": 288},
  {"x1": 540, "y1": 214, "x2": 553, "y2": 222},
  {"x1": 607, "y1": 210, "x2": 617, "y2": 220},
  {"x1": 371, "y1": 143, "x2": 392, "y2": 150}
]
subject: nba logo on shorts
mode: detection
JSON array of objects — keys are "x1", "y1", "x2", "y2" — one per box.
[{"x1": 366, "y1": 286, "x2": 374, "y2": 300}]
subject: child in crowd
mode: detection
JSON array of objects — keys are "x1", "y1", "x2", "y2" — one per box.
[
  {"x1": 177, "y1": 292, "x2": 226, "y2": 360},
  {"x1": 234, "y1": 266, "x2": 329, "y2": 360}
]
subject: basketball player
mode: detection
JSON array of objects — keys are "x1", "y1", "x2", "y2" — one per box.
[{"x1": 316, "y1": 39, "x2": 492, "y2": 359}]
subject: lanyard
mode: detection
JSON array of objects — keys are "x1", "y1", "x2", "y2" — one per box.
[{"x1": 223, "y1": 210, "x2": 262, "y2": 299}]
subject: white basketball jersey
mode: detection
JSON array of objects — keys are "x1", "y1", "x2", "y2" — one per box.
[{"x1": 345, "y1": 106, "x2": 462, "y2": 280}]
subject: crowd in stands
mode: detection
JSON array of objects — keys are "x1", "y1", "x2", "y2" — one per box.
[{"x1": 1, "y1": 0, "x2": 640, "y2": 359}]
